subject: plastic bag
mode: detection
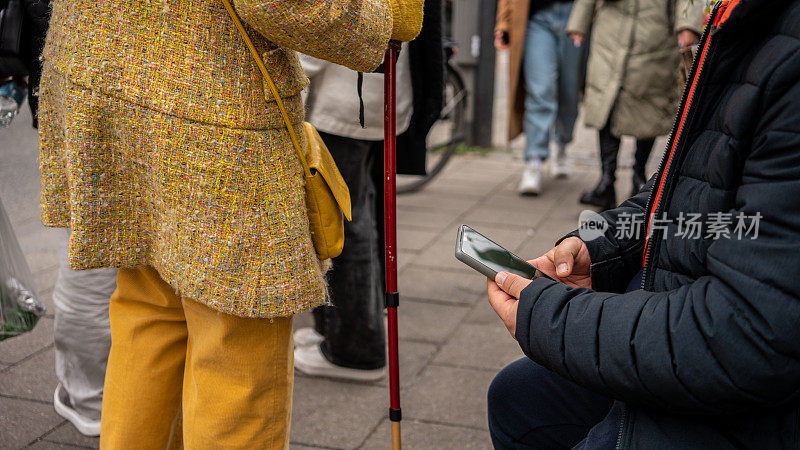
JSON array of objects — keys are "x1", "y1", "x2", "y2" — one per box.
[{"x1": 0, "y1": 197, "x2": 46, "y2": 341}]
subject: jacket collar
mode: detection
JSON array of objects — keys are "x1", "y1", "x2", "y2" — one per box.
[{"x1": 714, "y1": 0, "x2": 792, "y2": 31}]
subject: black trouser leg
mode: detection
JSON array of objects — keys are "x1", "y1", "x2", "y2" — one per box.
[
  {"x1": 579, "y1": 122, "x2": 619, "y2": 210},
  {"x1": 631, "y1": 138, "x2": 655, "y2": 198},
  {"x1": 312, "y1": 132, "x2": 386, "y2": 370},
  {"x1": 488, "y1": 359, "x2": 614, "y2": 449}
]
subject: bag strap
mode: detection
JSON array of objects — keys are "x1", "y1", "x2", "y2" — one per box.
[{"x1": 220, "y1": 0, "x2": 312, "y2": 177}]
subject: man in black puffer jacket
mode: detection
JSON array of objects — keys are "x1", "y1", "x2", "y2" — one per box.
[{"x1": 485, "y1": 0, "x2": 800, "y2": 448}]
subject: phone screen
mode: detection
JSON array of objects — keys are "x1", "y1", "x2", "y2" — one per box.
[{"x1": 460, "y1": 226, "x2": 539, "y2": 279}]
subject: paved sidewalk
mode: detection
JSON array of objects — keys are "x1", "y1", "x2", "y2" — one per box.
[{"x1": 0, "y1": 93, "x2": 663, "y2": 448}]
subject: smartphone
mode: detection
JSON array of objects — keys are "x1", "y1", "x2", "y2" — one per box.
[{"x1": 455, "y1": 225, "x2": 553, "y2": 281}]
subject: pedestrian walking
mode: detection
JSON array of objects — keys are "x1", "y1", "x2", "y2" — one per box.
[
  {"x1": 495, "y1": 0, "x2": 584, "y2": 196},
  {"x1": 486, "y1": 0, "x2": 800, "y2": 447},
  {"x1": 569, "y1": 0, "x2": 703, "y2": 210},
  {"x1": 37, "y1": 0, "x2": 422, "y2": 447}
]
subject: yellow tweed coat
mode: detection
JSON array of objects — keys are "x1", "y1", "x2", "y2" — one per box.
[{"x1": 39, "y1": 0, "x2": 393, "y2": 317}]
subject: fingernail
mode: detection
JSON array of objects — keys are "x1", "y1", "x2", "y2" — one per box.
[
  {"x1": 557, "y1": 263, "x2": 568, "y2": 275},
  {"x1": 496, "y1": 272, "x2": 508, "y2": 288}
]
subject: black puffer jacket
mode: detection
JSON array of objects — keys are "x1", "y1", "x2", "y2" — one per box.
[{"x1": 516, "y1": 0, "x2": 800, "y2": 447}]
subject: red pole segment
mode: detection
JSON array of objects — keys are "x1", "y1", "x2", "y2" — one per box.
[{"x1": 383, "y1": 42, "x2": 402, "y2": 450}]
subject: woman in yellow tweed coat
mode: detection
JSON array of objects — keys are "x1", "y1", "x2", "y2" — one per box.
[{"x1": 38, "y1": 0, "x2": 422, "y2": 447}]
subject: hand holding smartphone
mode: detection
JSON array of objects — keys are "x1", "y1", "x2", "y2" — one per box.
[{"x1": 454, "y1": 225, "x2": 553, "y2": 281}]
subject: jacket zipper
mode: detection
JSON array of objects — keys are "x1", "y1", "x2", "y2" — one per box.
[
  {"x1": 619, "y1": 6, "x2": 724, "y2": 448},
  {"x1": 639, "y1": 4, "x2": 721, "y2": 291},
  {"x1": 614, "y1": 403, "x2": 629, "y2": 450}
]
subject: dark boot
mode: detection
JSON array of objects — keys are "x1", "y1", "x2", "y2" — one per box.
[
  {"x1": 630, "y1": 138, "x2": 654, "y2": 198},
  {"x1": 580, "y1": 126, "x2": 619, "y2": 211}
]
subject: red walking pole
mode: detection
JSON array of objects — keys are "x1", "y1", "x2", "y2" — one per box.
[{"x1": 383, "y1": 41, "x2": 402, "y2": 450}]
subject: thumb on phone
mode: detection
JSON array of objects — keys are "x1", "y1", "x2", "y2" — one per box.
[
  {"x1": 553, "y1": 237, "x2": 583, "y2": 277},
  {"x1": 495, "y1": 271, "x2": 532, "y2": 299}
]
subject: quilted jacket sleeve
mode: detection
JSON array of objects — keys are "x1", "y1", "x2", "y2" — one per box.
[
  {"x1": 516, "y1": 75, "x2": 800, "y2": 415},
  {"x1": 674, "y1": 0, "x2": 705, "y2": 34},
  {"x1": 566, "y1": 0, "x2": 597, "y2": 36},
  {"x1": 557, "y1": 181, "x2": 651, "y2": 293},
  {"x1": 233, "y1": 0, "x2": 393, "y2": 72}
]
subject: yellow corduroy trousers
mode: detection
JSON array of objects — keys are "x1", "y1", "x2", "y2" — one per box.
[{"x1": 100, "y1": 266, "x2": 293, "y2": 449}]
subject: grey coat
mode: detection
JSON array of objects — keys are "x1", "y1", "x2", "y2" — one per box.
[{"x1": 566, "y1": 0, "x2": 703, "y2": 138}]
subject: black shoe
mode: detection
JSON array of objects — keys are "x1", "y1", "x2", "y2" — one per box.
[
  {"x1": 580, "y1": 176, "x2": 616, "y2": 211},
  {"x1": 582, "y1": 125, "x2": 620, "y2": 211}
]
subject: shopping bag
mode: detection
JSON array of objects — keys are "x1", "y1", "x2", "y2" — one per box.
[{"x1": 0, "y1": 197, "x2": 45, "y2": 341}]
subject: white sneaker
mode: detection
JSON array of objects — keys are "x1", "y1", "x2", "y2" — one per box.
[
  {"x1": 293, "y1": 327, "x2": 324, "y2": 348},
  {"x1": 294, "y1": 344, "x2": 387, "y2": 382},
  {"x1": 53, "y1": 383, "x2": 101, "y2": 437},
  {"x1": 517, "y1": 164, "x2": 542, "y2": 196},
  {"x1": 551, "y1": 144, "x2": 570, "y2": 179}
]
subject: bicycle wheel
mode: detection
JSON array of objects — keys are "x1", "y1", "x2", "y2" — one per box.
[{"x1": 397, "y1": 63, "x2": 467, "y2": 194}]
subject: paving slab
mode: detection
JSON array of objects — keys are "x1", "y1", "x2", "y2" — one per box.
[
  {"x1": 397, "y1": 299, "x2": 470, "y2": 344},
  {"x1": 42, "y1": 422, "x2": 99, "y2": 449},
  {"x1": 432, "y1": 323, "x2": 523, "y2": 371},
  {"x1": 289, "y1": 444, "x2": 336, "y2": 450},
  {"x1": 396, "y1": 227, "x2": 441, "y2": 253},
  {"x1": 399, "y1": 267, "x2": 484, "y2": 305},
  {"x1": 28, "y1": 441, "x2": 94, "y2": 449},
  {"x1": 421, "y1": 178, "x2": 502, "y2": 200},
  {"x1": 289, "y1": 376, "x2": 386, "y2": 449},
  {"x1": 463, "y1": 202, "x2": 555, "y2": 230},
  {"x1": 396, "y1": 208, "x2": 460, "y2": 231},
  {"x1": 403, "y1": 365, "x2": 496, "y2": 430},
  {"x1": 0, "y1": 396, "x2": 64, "y2": 449},
  {"x1": 380, "y1": 341, "x2": 437, "y2": 389},
  {"x1": 0, "y1": 347, "x2": 57, "y2": 403},
  {"x1": 397, "y1": 191, "x2": 481, "y2": 214},
  {"x1": 16, "y1": 221, "x2": 65, "y2": 277},
  {"x1": 0, "y1": 317, "x2": 55, "y2": 365},
  {"x1": 464, "y1": 299, "x2": 502, "y2": 327},
  {"x1": 362, "y1": 418, "x2": 491, "y2": 450},
  {"x1": 408, "y1": 239, "x2": 473, "y2": 274}
]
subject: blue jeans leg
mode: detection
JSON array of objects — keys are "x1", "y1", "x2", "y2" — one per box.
[
  {"x1": 488, "y1": 359, "x2": 614, "y2": 449},
  {"x1": 523, "y1": 3, "x2": 582, "y2": 161},
  {"x1": 523, "y1": 14, "x2": 558, "y2": 162}
]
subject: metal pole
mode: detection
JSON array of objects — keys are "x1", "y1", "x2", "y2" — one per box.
[{"x1": 383, "y1": 41, "x2": 402, "y2": 450}]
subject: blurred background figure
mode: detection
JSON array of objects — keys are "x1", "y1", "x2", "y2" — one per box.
[
  {"x1": 52, "y1": 231, "x2": 116, "y2": 437},
  {"x1": 568, "y1": 0, "x2": 703, "y2": 210},
  {"x1": 295, "y1": 0, "x2": 443, "y2": 381},
  {"x1": 495, "y1": 0, "x2": 583, "y2": 196},
  {"x1": 294, "y1": 49, "x2": 412, "y2": 381},
  {"x1": 0, "y1": 0, "x2": 50, "y2": 128}
]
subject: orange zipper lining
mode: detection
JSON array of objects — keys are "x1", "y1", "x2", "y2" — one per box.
[{"x1": 641, "y1": 0, "x2": 741, "y2": 267}]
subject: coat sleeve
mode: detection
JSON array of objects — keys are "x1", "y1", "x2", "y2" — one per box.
[
  {"x1": 565, "y1": 0, "x2": 597, "y2": 36},
  {"x1": 557, "y1": 180, "x2": 652, "y2": 293},
  {"x1": 233, "y1": 0, "x2": 393, "y2": 72},
  {"x1": 495, "y1": 0, "x2": 512, "y2": 33},
  {"x1": 674, "y1": 0, "x2": 705, "y2": 34},
  {"x1": 516, "y1": 76, "x2": 800, "y2": 415}
]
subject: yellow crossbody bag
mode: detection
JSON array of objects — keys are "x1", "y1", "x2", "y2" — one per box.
[{"x1": 221, "y1": 0, "x2": 352, "y2": 260}]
